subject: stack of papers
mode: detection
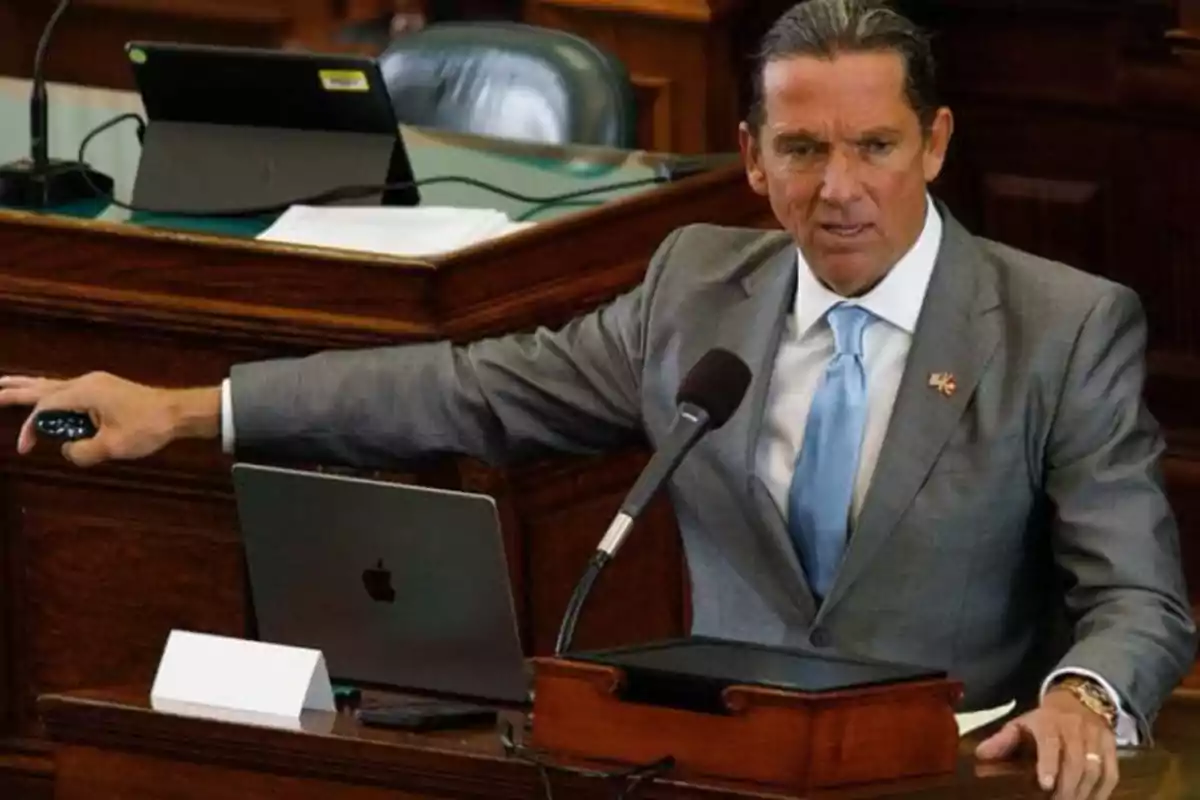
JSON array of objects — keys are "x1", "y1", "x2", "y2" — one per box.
[{"x1": 257, "y1": 206, "x2": 535, "y2": 257}]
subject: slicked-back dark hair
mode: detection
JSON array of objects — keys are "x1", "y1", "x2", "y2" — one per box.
[{"x1": 746, "y1": 0, "x2": 939, "y2": 132}]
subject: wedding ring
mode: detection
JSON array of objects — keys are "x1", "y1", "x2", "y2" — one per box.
[{"x1": 1085, "y1": 752, "x2": 1103, "y2": 764}]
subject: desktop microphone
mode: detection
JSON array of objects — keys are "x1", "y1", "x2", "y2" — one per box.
[
  {"x1": 553, "y1": 348, "x2": 752, "y2": 654},
  {"x1": 0, "y1": 0, "x2": 115, "y2": 208}
]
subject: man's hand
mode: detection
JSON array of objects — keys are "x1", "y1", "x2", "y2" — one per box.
[
  {"x1": 0, "y1": 372, "x2": 221, "y2": 467},
  {"x1": 975, "y1": 688, "x2": 1118, "y2": 799}
]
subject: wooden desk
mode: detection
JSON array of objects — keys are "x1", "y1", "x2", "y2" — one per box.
[
  {"x1": 0, "y1": 80, "x2": 765, "y2": 798},
  {"x1": 35, "y1": 686, "x2": 1200, "y2": 799}
]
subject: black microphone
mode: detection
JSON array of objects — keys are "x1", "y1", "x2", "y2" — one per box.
[
  {"x1": 553, "y1": 348, "x2": 752, "y2": 654},
  {"x1": 0, "y1": 0, "x2": 115, "y2": 208}
]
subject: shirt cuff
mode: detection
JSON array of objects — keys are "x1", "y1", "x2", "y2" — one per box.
[
  {"x1": 220, "y1": 377, "x2": 235, "y2": 454},
  {"x1": 1041, "y1": 667, "x2": 1140, "y2": 747}
]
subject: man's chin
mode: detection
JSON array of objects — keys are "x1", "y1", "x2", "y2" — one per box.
[{"x1": 808, "y1": 251, "x2": 884, "y2": 297}]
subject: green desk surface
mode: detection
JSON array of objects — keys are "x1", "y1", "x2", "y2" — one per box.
[{"x1": 0, "y1": 77, "x2": 734, "y2": 243}]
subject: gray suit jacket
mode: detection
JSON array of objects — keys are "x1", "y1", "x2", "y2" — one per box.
[{"x1": 231, "y1": 205, "x2": 1196, "y2": 734}]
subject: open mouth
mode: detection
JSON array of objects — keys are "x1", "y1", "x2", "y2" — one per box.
[{"x1": 819, "y1": 223, "x2": 871, "y2": 238}]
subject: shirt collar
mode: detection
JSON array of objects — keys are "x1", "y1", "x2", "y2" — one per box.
[{"x1": 793, "y1": 194, "x2": 943, "y2": 338}]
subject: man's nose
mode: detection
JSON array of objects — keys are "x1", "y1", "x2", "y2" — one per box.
[{"x1": 818, "y1": 150, "x2": 863, "y2": 204}]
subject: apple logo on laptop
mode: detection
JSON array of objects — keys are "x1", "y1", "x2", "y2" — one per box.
[{"x1": 362, "y1": 559, "x2": 396, "y2": 603}]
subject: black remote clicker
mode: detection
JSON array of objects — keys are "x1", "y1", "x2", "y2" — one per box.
[{"x1": 34, "y1": 410, "x2": 98, "y2": 441}]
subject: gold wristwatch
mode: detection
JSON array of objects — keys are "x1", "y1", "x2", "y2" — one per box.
[{"x1": 1050, "y1": 675, "x2": 1117, "y2": 730}]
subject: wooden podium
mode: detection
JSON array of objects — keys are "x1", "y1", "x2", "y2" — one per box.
[{"x1": 529, "y1": 648, "x2": 963, "y2": 792}]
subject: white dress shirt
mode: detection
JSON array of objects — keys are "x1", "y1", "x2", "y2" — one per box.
[
  {"x1": 220, "y1": 195, "x2": 1137, "y2": 742},
  {"x1": 754, "y1": 197, "x2": 942, "y2": 524}
]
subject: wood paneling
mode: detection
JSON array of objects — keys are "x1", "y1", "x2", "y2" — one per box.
[
  {"x1": 1165, "y1": 450, "x2": 1200, "y2": 623},
  {"x1": 510, "y1": 451, "x2": 683, "y2": 654},
  {"x1": 526, "y1": 3, "x2": 720, "y2": 152},
  {"x1": 14, "y1": 480, "x2": 245, "y2": 735},
  {"x1": 630, "y1": 74, "x2": 676, "y2": 153},
  {"x1": 530, "y1": 0, "x2": 733, "y2": 24},
  {"x1": 923, "y1": 3, "x2": 1200, "y2": 420},
  {"x1": 0, "y1": 0, "x2": 345, "y2": 90},
  {"x1": 979, "y1": 174, "x2": 1107, "y2": 278},
  {"x1": 1182, "y1": 0, "x2": 1200, "y2": 30},
  {"x1": 0, "y1": 2, "x2": 24, "y2": 80},
  {"x1": 0, "y1": 744, "x2": 52, "y2": 800}
]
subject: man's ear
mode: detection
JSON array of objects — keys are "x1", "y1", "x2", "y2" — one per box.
[
  {"x1": 922, "y1": 107, "x2": 954, "y2": 183},
  {"x1": 739, "y1": 122, "x2": 769, "y2": 196}
]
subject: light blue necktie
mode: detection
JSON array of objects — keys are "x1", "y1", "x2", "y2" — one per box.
[{"x1": 787, "y1": 303, "x2": 876, "y2": 599}]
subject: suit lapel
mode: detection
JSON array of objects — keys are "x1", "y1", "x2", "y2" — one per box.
[
  {"x1": 819, "y1": 210, "x2": 1002, "y2": 614},
  {"x1": 708, "y1": 242, "x2": 818, "y2": 615}
]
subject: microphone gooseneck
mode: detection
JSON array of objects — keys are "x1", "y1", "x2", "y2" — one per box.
[
  {"x1": 553, "y1": 349, "x2": 752, "y2": 655},
  {"x1": 30, "y1": 0, "x2": 72, "y2": 172}
]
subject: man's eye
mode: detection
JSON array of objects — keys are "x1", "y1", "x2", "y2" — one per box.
[
  {"x1": 782, "y1": 142, "x2": 829, "y2": 162},
  {"x1": 861, "y1": 139, "x2": 894, "y2": 155}
]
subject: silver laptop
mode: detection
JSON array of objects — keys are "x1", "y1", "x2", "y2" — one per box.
[{"x1": 231, "y1": 463, "x2": 529, "y2": 704}]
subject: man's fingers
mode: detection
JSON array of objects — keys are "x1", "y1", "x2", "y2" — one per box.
[
  {"x1": 1031, "y1": 720, "x2": 1061, "y2": 793},
  {"x1": 0, "y1": 375, "x2": 43, "y2": 389},
  {"x1": 17, "y1": 410, "x2": 38, "y2": 454},
  {"x1": 1070, "y1": 722, "x2": 1112, "y2": 800},
  {"x1": 0, "y1": 386, "x2": 49, "y2": 407},
  {"x1": 1099, "y1": 734, "x2": 1118, "y2": 796},
  {"x1": 1052, "y1": 720, "x2": 1084, "y2": 800},
  {"x1": 975, "y1": 720, "x2": 1022, "y2": 761},
  {"x1": 1074, "y1": 736, "x2": 1105, "y2": 800},
  {"x1": 61, "y1": 437, "x2": 109, "y2": 468},
  {"x1": 0, "y1": 376, "x2": 64, "y2": 406},
  {"x1": 26, "y1": 383, "x2": 92, "y2": 415}
]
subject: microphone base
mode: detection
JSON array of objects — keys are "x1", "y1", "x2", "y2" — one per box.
[{"x1": 0, "y1": 158, "x2": 113, "y2": 209}]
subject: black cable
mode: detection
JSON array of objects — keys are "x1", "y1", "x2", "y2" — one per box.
[
  {"x1": 500, "y1": 720, "x2": 674, "y2": 800},
  {"x1": 536, "y1": 763, "x2": 556, "y2": 800},
  {"x1": 611, "y1": 756, "x2": 676, "y2": 800},
  {"x1": 515, "y1": 197, "x2": 604, "y2": 222},
  {"x1": 74, "y1": 112, "x2": 145, "y2": 205},
  {"x1": 75, "y1": 112, "x2": 667, "y2": 219}
]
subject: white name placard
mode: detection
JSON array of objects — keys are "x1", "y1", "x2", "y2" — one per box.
[{"x1": 150, "y1": 630, "x2": 335, "y2": 729}]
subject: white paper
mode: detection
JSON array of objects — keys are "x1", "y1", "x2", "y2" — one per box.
[
  {"x1": 256, "y1": 205, "x2": 536, "y2": 257},
  {"x1": 956, "y1": 699, "x2": 1017, "y2": 736},
  {"x1": 150, "y1": 630, "x2": 335, "y2": 727}
]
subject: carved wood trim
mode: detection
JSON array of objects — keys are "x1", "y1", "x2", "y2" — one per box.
[
  {"x1": 528, "y1": 0, "x2": 741, "y2": 24},
  {"x1": 630, "y1": 74, "x2": 676, "y2": 153},
  {"x1": 74, "y1": 0, "x2": 291, "y2": 25},
  {"x1": 0, "y1": 277, "x2": 437, "y2": 347},
  {"x1": 0, "y1": 737, "x2": 54, "y2": 800}
]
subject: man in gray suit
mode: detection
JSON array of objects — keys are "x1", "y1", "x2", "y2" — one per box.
[{"x1": 0, "y1": 1, "x2": 1193, "y2": 798}]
